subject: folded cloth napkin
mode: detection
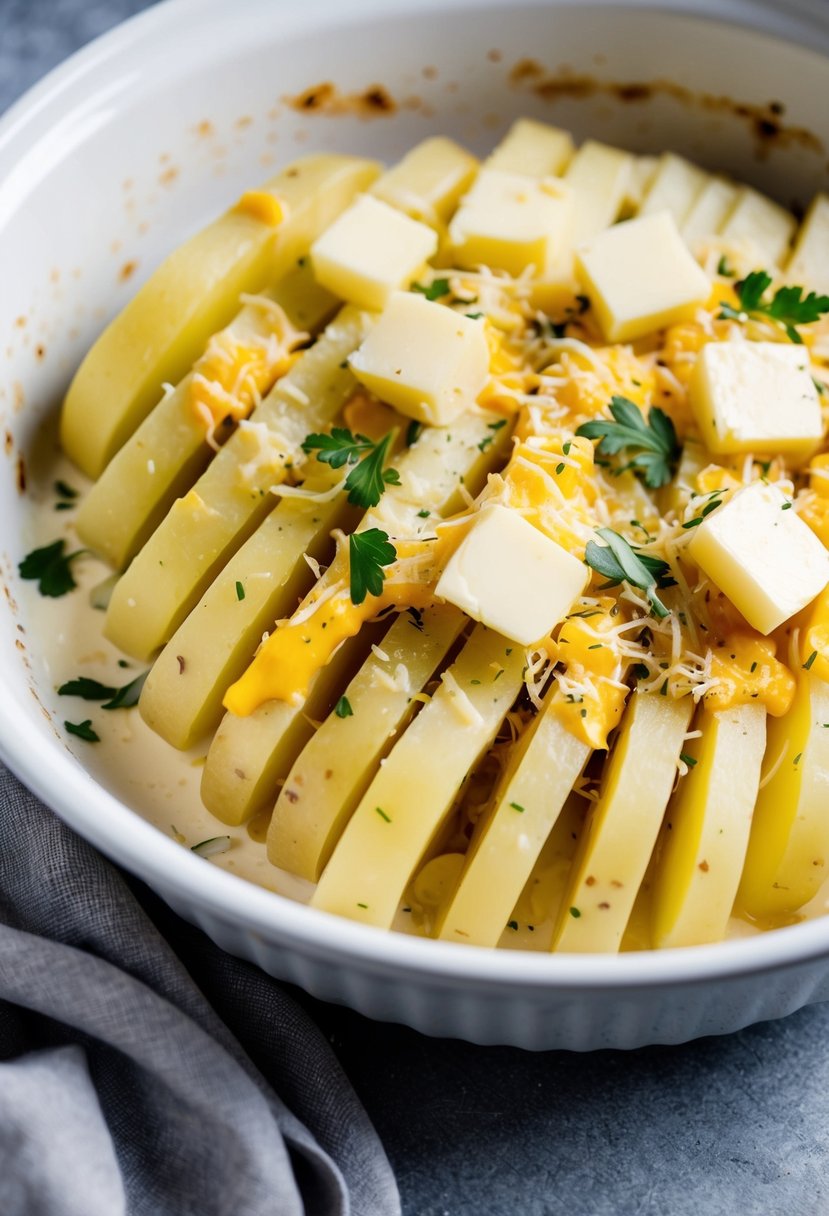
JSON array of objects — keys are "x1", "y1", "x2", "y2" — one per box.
[{"x1": 0, "y1": 764, "x2": 400, "y2": 1216}]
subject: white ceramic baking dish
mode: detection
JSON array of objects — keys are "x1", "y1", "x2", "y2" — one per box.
[{"x1": 4, "y1": 0, "x2": 829, "y2": 1050}]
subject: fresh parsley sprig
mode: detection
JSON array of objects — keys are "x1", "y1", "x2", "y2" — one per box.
[
  {"x1": 19, "y1": 539, "x2": 86, "y2": 598},
  {"x1": 717, "y1": 270, "x2": 829, "y2": 343},
  {"x1": 411, "y1": 278, "x2": 451, "y2": 302},
  {"x1": 584, "y1": 527, "x2": 674, "y2": 618},
  {"x1": 349, "y1": 529, "x2": 397, "y2": 605},
  {"x1": 301, "y1": 427, "x2": 400, "y2": 509},
  {"x1": 575, "y1": 396, "x2": 680, "y2": 489}
]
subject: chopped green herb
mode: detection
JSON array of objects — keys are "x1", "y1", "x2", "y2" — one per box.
[
  {"x1": 357, "y1": 902, "x2": 369, "y2": 909},
  {"x1": 584, "y1": 527, "x2": 673, "y2": 618},
  {"x1": 555, "y1": 462, "x2": 566, "y2": 475},
  {"x1": 191, "y1": 835, "x2": 231, "y2": 857},
  {"x1": 411, "y1": 277, "x2": 451, "y2": 301},
  {"x1": 100, "y1": 670, "x2": 150, "y2": 710},
  {"x1": 718, "y1": 269, "x2": 829, "y2": 343},
  {"x1": 509, "y1": 802, "x2": 525, "y2": 813},
  {"x1": 65, "y1": 719, "x2": 100, "y2": 743},
  {"x1": 417, "y1": 508, "x2": 430, "y2": 518},
  {"x1": 750, "y1": 661, "x2": 758, "y2": 674},
  {"x1": 54, "y1": 479, "x2": 78, "y2": 500},
  {"x1": 716, "y1": 255, "x2": 734, "y2": 277},
  {"x1": 335, "y1": 695, "x2": 353, "y2": 719},
  {"x1": 794, "y1": 752, "x2": 803, "y2": 766},
  {"x1": 575, "y1": 396, "x2": 679, "y2": 488},
  {"x1": 58, "y1": 676, "x2": 116, "y2": 701},
  {"x1": 488, "y1": 419, "x2": 507, "y2": 431},
  {"x1": 375, "y1": 806, "x2": 392, "y2": 823},
  {"x1": 405, "y1": 420, "x2": 423, "y2": 447},
  {"x1": 465, "y1": 311, "x2": 484, "y2": 320},
  {"x1": 348, "y1": 528, "x2": 397, "y2": 605},
  {"x1": 506, "y1": 919, "x2": 519, "y2": 931},
  {"x1": 235, "y1": 580, "x2": 245, "y2": 601},
  {"x1": 19, "y1": 539, "x2": 85, "y2": 598},
  {"x1": 804, "y1": 650, "x2": 818, "y2": 671},
  {"x1": 569, "y1": 906, "x2": 581, "y2": 919},
  {"x1": 679, "y1": 751, "x2": 697, "y2": 768},
  {"x1": 633, "y1": 663, "x2": 650, "y2": 681}
]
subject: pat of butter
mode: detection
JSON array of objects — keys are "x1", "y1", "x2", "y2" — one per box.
[
  {"x1": 310, "y1": 195, "x2": 437, "y2": 311},
  {"x1": 786, "y1": 194, "x2": 829, "y2": 294},
  {"x1": 688, "y1": 480, "x2": 829, "y2": 634},
  {"x1": 563, "y1": 140, "x2": 633, "y2": 244},
  {"x1": 485, "y1": 118, "x2": 574, "y2": 178},
  {"x1": 448, "y1": 169, "x2": 574, "y2": 277},
  {"x1": 689, "y1": 341, "x2": 822, "y2": 459},
  {"x1": 349, "y1": 291, "x2": 489, "y2": 425},
  {"x1": 718, "y1": 186, "x2": 796, "y2": 268},
  {"x1": 435, "y1": 504, "x2": 588, "y2": 645},
  {"x1": 576, "y1": 210, "x2": 711, "y2": 342}
]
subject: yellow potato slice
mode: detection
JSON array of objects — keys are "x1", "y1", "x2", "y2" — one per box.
[
  {"x1": 104, "y1": 306, "x2": 371, "y2": 660},
  {"x1": 268, "y1": 605, "x2": 466, "y2": 882},
  {"x1": 553, "y1": 692, "x2": 693, "y2": 953},
  {"x1": 652, "y1": 703, "x2": 767, "y2": 948},
  {"x1": 62, "y1": 154, "x2": 380, "y2": 477},
  {"x1": 200, "y1": 629, "x2": 383, "y2": 826},
  {"x1": 737, "y1": 673, "x2": 829, "y2": 918},
  {"x1": 75, "y1": 263, "x2": 338, "y2": 569},
  {"x1": 199, "y1": 409, "x2": 512, "y2": 826},
  {"x1": 311, "y1": 626, "x2": 525, "y2": 929},
  {"x1": 138, "y1": 486, "x2": 358, "y2": 750},
  {"x1": 437, "y1": 709, "x2": 590, "y2": 948}
]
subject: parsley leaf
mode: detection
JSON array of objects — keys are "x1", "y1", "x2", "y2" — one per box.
[
  {"x1": 575, "y1": 396, "x2": 679, "y2": 488},
  {"x1": 58, "y1": 670, "x2": 149, "y2": 709},
  {"x1": 335, "y1": 695, "x2": 354, "y2": 718},
  {"x1": 411, "y1": 277, "x2": 451, "y2": 301},
  {"x1": 301, "y1": 426, "x2": 374, "y2": 469},
  {"x1": 348, "y1": 529, "x2": 397, "y2": 605},
  {"x1": 19, "y1": 540, "x2": 85, "y2": 597},
  {"x1": 302, "y1": 428, "x2": 400, "y2": 508},
  {"x1": 584, "y1": 528, "x2": 673, "y2": 618},
  {"x1": 65, "y1": 719, "x2": 100, "y2": 743},
  {"x1": 718, "y1": 269, "x2": 829, "y2": 343}
]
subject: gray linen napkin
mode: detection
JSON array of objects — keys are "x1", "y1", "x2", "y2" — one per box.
[{"x1": 0, "y1": 763, "x2": 400, "y2": 1216}]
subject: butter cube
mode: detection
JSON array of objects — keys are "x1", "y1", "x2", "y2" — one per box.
[
  {"x1": 485, "y1": 118, "x2": 574, "y2": 178},
  {"x1": 349, "y1": 291, "x2": 489, "y2": 425},
  {"x1": 310, "y1": 195, "x2": 437, "y2": 311},
  {"x1": 718, "y1": 187, "x2": 796, "y2": 268},
  {"x1": 680, "y1": 178, "x2": 739, "y2": 247},
  {"x1": 688, "y1": 480, "x2": 829, "y2": 634},
  {"x1": 448, "y1": 169, "x2": 574, "y2": 277},
  {"x1": 370, "y1": 137, "x2": 478, "y2": 228},
  {"x1": 639, "y1": 153, "x2": 708, "y2": 226},
  {"x1": 436, "y1": 504, "x2": 589, "y2": 645},
  {"x1": 576, "y1": 210, "x2": 711, "y2": 342},
  {"x1": 689, "y1": 341, "x2": 822, "y2": 460}
]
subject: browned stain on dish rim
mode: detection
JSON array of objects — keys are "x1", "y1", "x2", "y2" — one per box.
[
  {"x1": 284, "y1": 82, "x2": 397, "y2": 119},
  {"x1": 508, "y1": 59, "x2": 823, "y2": 156}
]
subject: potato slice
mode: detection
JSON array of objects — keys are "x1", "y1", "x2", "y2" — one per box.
[
  {"x1": 62, "y1": 154, "x2": 380, "y2": 477},
  {"x1": 786, "y1": 194, "x2": 829, "y2": 293},
  {"x1": 437, "y1": 708, "x2": 590, "y2": 947},
  {"x1": 199, "y1": 409, "x2": 512, "y2": 826},
  {"x1": 104, "y1": 306, "x2": 371, "y2": 660},
  {"x1": 638, "y1": 152, "x2": 708, "y2": 225},
  {"x1": 311, "y1": 625, "x2": 525, "y2": 929},
  {"x1": 718, "y1": 186, "x2": 796, "y2": 267},
  {"x1": 737, "y1": 673, "x2": 829, "y2": 917},
  {"x1": 268, "y1": 605, "x2": 466, "y2": 882},
  {"x1": 652, "y1": 703, "x2": 767, "y2": 948},
  {"x1": 138, "y1": 488, "x2": 357, "y2": 750},
  {"x1": 553, "y1": 692, "x2": 693, "y2": 953},
  {"x1": 75, "y1": 263, "x2": 338, "y2": 569}
]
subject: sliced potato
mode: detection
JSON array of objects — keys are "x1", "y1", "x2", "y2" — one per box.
[
  {"x1": 680, "y1": 177, "x2": 738, "y2": 249},
  {"x1": 75, "y1": 262, "x2": 338, "y2": 569},
  {"x1": 62, "y1": 154, "x2": 379, "y2": 477},
  {"x1": 311, "y1": 626, "x2": 525, "y2": 929},
  {"x1": 104, "y1": 306, "x2": 371, "y2": 660},
  {"x1": 652, "y1": 703, "x2": 767, "y2": 948},
  {"x1": 786, "y1": 194, "x2": 829, "y2": 292},
  {"x1": 553, "y1": 692, "x2": 693, "y2": 953},
  {"x1": 564, "y1": 140, "x2": 633, "y2": 244},
  {"x1": 437, "y1": 709, "x2": 590, "y2": 947},
  {"x1": 199, "y1": 409, "x2": 512, "y2": 826},
  {"x1": 268, "y1": 605, "x2": 466, "y2": 882},
  {"x1": 737, "y1": 673, "x2": 829, "y2": 917},
  {"x1": 718, "y1": 186, "x2": 796, "y2": 267},
  {"x1": 138, "y1": 487, "x2": 357, "y2": 749},
  {"x1": 639, "y1": 152, "x2": 708, "y2": 225}
]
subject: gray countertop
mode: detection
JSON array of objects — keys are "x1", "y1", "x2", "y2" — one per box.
[{"x1": 2, "y1": 2, "x2": 829, "y2": 1212}]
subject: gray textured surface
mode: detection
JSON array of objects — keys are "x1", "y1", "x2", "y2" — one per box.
[{"x1": 3, "y1": 2, "x2": 829, "y2": 1212}]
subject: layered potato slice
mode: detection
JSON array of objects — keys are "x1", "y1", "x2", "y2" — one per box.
[
  {"x1": 76, "y1": 261, "x2": 338, "y2": 569},
  {"x1": 104, "y1": 307, "x2": 371, "y2": 660},
  {"x1": 311, "y1": 625, "x2": 526, "y2": 928},
  {"x1": 268, "y1": 605, "x2": 466, "y2": 883},
  {"x1": 553, "y1": 692, "x2": 693, "y2": 953},
  {"x1": 200, "y1": 407, "x2": 513, "y2": 826},
  {"x1": 652, "y1": 704, "x2": 767, "y2": 948},
  {"x1": 62, "y1": 154, "x2": 380, "y2": 477}
]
